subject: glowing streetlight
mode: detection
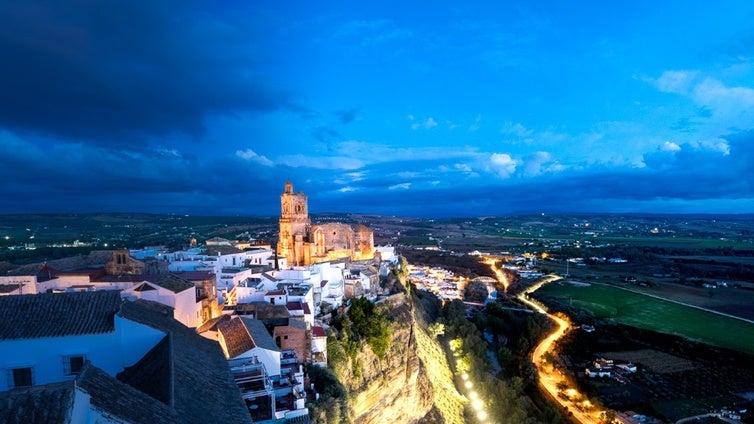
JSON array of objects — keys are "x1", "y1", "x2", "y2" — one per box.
[
  {"x1": 477, "y1": 411, "x2": 487, "y2": 420},
  {"x1": 465, "y1": 381, "x2": 472, "y2": 389}
]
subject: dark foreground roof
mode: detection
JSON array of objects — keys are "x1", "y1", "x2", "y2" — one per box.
[
  {"x1": 0, "y1": 381, "x2": 75, "y2": 424},
  {"x1": 78, "y1": 363, "x2": 178, "y2": 424},
  {"x1": 119, "y1": 299, "x2": 251, "y2": 424},
  {"x1": 0, "y1": 290, "x2": 122, "y2": 340}
]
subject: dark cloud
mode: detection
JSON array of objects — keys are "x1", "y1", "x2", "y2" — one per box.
[
  {"x1": 0, "y1": 130, "x2": 285, "y2": 215},
  {"x1": 333, "y1": 108, "x2": 359, "y2": 124},
  {"x1": 310, "y1": 126, "x2": 342, "y2": 143},
  {"x1": 0, "y1": 1, "x2": 290, "y2": 144}
]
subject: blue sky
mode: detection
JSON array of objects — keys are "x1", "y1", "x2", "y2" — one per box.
[{"x1": 2, "y1": 1, "x2": 754, "y2": 217}]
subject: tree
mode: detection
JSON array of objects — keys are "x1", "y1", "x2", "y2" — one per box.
[
  {"x1": 600, "y1": 410, "x2": 616, "y2": 424},
  {"x1": 464, "y1": 280, "x2": 489, "y2": 302},
  {"x1": 428, "y1": 322, "x2": 445, "y2": 338}
]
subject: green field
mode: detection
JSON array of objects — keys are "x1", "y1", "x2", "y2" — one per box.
[{"x1": 534, "y1": 282, "x2": 754, "y2": 355}]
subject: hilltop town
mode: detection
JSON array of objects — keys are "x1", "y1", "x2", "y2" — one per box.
[{"x1": 0, "y1": 183, "x2": 399, "y2": 424}]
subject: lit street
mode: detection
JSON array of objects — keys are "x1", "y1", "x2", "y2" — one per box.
[{"x1": 518, "y1": 276, "x2": 606, "y2": 424}]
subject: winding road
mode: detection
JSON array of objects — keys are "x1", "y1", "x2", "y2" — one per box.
[{"x1": 517, "y1": 275, "x2": 606, "y2": 424}]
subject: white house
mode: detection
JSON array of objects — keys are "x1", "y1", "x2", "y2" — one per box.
[
  {"x1": 219, "y1": 267, "x2": 254, "y2": 293},
  {"x1": 234, "y1": 277, "x2": 267, "y2": 304},
  {"x1": 311, "y1": 326, "x2": 328, "y2": 367},
  {"x1": 0, "y1": 291, "x2": 161, "y2": 391},
  {"x1": 121, "y1": 274, "x2": 201, "y2": 328},
  {"x1": 0, "y1": 291, "x2": 250, "y2": 423},
  {"x1": 217, "y1": 317, "x2": 281, "y2": 378},
  {"x1": 374, "y1": 245, "x2": 396, "y2": 262},
  {"x1": 264, "y1": 289, "x2": 287, "y2": 307}
]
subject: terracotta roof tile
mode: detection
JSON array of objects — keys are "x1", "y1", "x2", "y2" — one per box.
[
  {"x1": 218, "y1": 318, "x2": 256, "y2": 359},
  {"x1": 286, "y1": 301, "x2": 303, "y2": 311},
  {"x1": 312, "y1": 326, "x2": 327, "y2": 338}
]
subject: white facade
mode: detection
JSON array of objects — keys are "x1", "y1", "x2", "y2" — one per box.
[
  {"x1": 230, "y1": 345, "x2": 281, "y2": 378},
  {"x1": 321, "y1": 280, "x2": 344, "y2": 310},
  {"x1": 264, "y1": 291, "x2": 287, "y2": 306},
  {"x1": 37, "y1": 275, "x2": 137, "y2": 293},
  {"x1": 0, "y1": 314, "x2": 164, "y2": 391},
  {"x1": 374, "y1": 245, "x2": 396, "y2": 262},
  {"x1": 219, "y1": 267, "x2": 254, "y2": 293},
  {"x1": 311, "y1": 328, "x2": 327, "y2": 367},
  {"x1": 0, "y1": 275, "x2": 37, "y2": 295},
  {"x1": 122, "y1": 282, "x2": 200, "y2": 328},
  {"x1": 235, "y1": 278, "x2": 266, "y2": 304}
]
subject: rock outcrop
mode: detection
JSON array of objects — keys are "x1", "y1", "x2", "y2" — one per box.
[{"x1": 330, "y1": 293, "x2": 465, "y2": 424}]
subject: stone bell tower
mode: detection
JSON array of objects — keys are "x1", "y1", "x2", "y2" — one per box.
[{"x1": 277, "y1": 182, "x2": 311, "y2": 266}]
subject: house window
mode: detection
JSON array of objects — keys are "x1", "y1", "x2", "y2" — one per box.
[
  {"x1": 7, "y1": 367, "x2": 33, "y2": 388},
  {"x1": 63, "y1": 355, "x2": 85, "y2": 376}
]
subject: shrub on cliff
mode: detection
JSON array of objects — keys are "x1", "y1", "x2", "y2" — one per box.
[{"x1": 348, "y1": 297, "x2": 393, "y2": 358}]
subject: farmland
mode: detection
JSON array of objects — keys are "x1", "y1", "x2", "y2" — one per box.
[{"x1": 532, "y1": 281, "x2": 754, "y2": 355}]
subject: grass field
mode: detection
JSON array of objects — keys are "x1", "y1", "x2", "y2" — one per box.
[{"x1": 534, "y1": 283, "x2": 754, "y2": 355}]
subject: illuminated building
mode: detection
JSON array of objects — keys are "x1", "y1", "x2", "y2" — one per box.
[{"x1": 277, "y1": 182, "x2": 374, "y2": 266}]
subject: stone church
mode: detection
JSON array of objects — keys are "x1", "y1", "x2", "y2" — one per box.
[{"x1": 277, "y1": 182, "x2": 374, "y2": 266}]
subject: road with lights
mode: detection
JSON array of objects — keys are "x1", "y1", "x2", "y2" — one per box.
[
  {"x1": 518, "y1": 276, "x2": 607, "y2": 424},
  {"x1": 483, "y1": 257, "x2": 509, "y2": 292}
]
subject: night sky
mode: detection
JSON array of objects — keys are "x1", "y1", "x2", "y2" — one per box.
[{"x1": 2, "y1": 1, "x2": 754, "y2": 217}]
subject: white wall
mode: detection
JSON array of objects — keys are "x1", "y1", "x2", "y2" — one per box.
[
  {"x1": 219, "y1": 268, "x2": 253, "y2": 292},
  {"x1": 375, "y1": 246, "x2": 396, "y2": 262},
  {"x1": 0, "y1": 333, "x2": 116, "y2": 390},
  {"x1": 236, "y1": 286, "x2": 265, "y2": 304},
  {"x1": 0, "y1": 276, "x2": 36, "y2": 295},
  {"x1": 234, "y1": 347, "x2": 281, "y2": 378},
  {"x1": 173, "y1": 287, "x2": 201, "y2": 328},
  {"x1": 115, "y1": 315, "x2": 167, "y2": 369},
  {"x1": 312, "y1": 336, "x2": 327, "y2": 366},
  {"x1": 123, "y1": 284, "x2": 200, "y2": 328},
  {"x1": 70, "y1": 387, "x2": 92, "y2": 424}
]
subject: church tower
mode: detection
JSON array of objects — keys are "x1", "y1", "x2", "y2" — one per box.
[{"x1": 277, "y1": 182, "x2": 311, "y2": 266}]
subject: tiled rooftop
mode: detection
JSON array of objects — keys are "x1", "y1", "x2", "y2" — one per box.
[
  {"x1": 242, "y1": 318, "x2": 280, "y2": 352},
  {"x1": 118, "y1": 299, "x2": 251, "y2": 423},
  {"x1": 0, "y1": 380, "x2": 75, "y2": 424},
  {"x1": 218, "y1": 317, "x2": 256, "y2": 359},
  {"x1": 145, "y1": 274, "x2": 195, "y2": 293},
  {"x1": 78, "y1": 363, "x2": 178, "y2": 424},
  {"x1": 311, "y1": 326, "x2": 327, "y2": 338},
  {"x1": 0, "y1": 290, "x2": 122, "y2": 340},
  {"x1": 286, "y1": 301, "x2": 303, "y2": 311}
]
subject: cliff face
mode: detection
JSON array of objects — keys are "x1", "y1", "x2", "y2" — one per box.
[
  {"x1": 332, "y1": 293, "x2": 465, "y2": 424},
  {"x1": 349, "y1": 294, "x2": 432, "y2": 423}
]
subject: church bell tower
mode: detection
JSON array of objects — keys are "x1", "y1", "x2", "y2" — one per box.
[{"x1": 277, "y1": 182, "x2": 311, "y2": 266}]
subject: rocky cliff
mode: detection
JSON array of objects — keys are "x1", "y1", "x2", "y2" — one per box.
[{"x1": 325, "y1": 292, "x2": 465, "y2": 424}]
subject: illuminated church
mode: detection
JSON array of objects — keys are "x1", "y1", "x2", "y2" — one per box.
[{"x1": 277, "y1": 182, "x2": 374, "y2": 266}]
